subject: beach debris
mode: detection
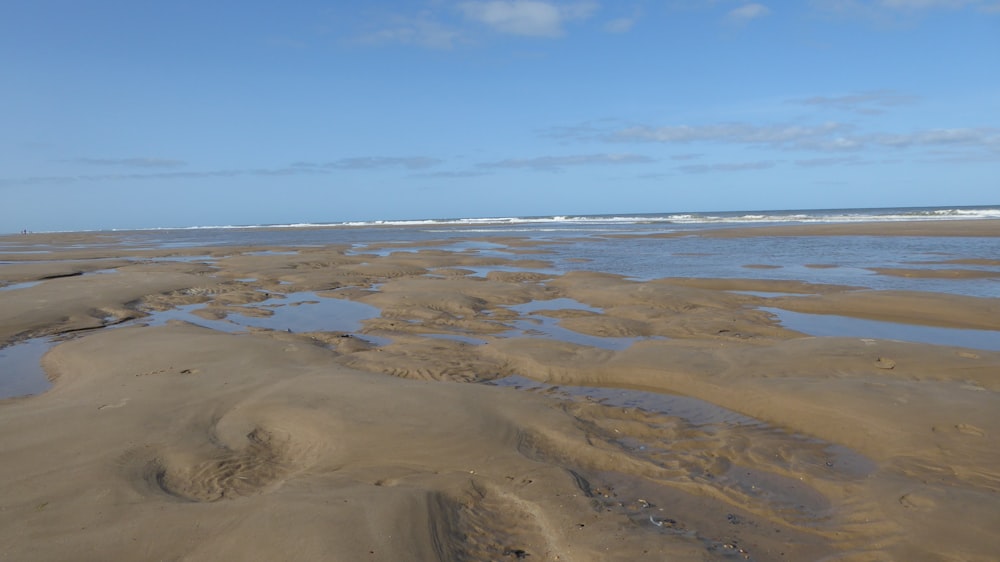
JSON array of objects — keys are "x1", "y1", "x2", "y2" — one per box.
[
  {"x1": 955, "y1": 423, "x2": 986, "y2": 437},
  {"x1": 649, "y1": 515, "x2": 682, "y2": 530},
  {"x1": 874, "y1": 356, "x2": 896, "y2": 369}
]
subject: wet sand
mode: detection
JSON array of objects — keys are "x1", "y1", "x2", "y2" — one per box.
[{"x1": 1, "y1": 221, "x2": 999, "y2": 561}]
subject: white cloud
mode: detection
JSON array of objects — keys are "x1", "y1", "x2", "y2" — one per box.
[
  {"x1": 606, "y1": 121, "x2": 1000, "y2": 155},
  {"x1": 0, "y1": 157, "x2": 447, "y2": 188},
  {"x1": 611, "y1": 122, "x2": 849, "y2": 148},
  {"x1": 878, "y1": 0, "x2": 977, "y2": 8},
  {"x1": 870, "y1": 128, "x2": 1000, "y2": 148},
  {"x1": 412, "y1": 170, "x2": 490, "y2": 178},
  {"x1": 324, "y1": 157, "x2": 444, "y2": 170},
  {"x1": 728, "y1": 3, "x2": 771, "y2": 22},
  {"x1": 458, "y1": 1, "x2": 597, "y2": 37},
  {"x1": 358, "y1": 15, "x2": 463, "y2": 49},
  {"x1": 604, "y1": 16, "x2": 636, "y2": 33},
  {"x1": 810, "y1": 0, "x2": 998, "y2": 17},
  {"x1": 794, "y1": 156, "x2": 865, "y2": 167},
  {"x1": 790, "y1": 90, "x2": 919, "y2": 114},
  {"x1": 479, "y1": 153, "x2": 655, "y2": 170},
  {"x1": 676, "y1": 160, "x2": 778, "y2": 174}
]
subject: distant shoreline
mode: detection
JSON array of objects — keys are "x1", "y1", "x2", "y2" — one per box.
[
  {"x1": 4, "y1": 203, "x2": 998, "y2": 236},
  {"x1": 4, "y1": 216, "x2": 1000, "y2": 243}
]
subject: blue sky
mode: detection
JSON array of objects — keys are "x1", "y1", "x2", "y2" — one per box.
[{"x1": 2, "y1": 1, "x2": 998, "y2": 232}]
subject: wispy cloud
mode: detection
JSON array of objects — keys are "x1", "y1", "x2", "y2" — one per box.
[
  {"x1": 869, "y1": 127, "x2": 1000, "y2": 148},
  {"x1": 0, "y1": 156, "x2": 446, "y2": 188},
  {"x1": 810, "y1": 0, "x2": 998, "y2": 18},
  {"x1": 789, "y1": 90, "x2": 918, "y2": 114},
  {"x1": 727, "y1": 3, "x2": 771, "y2": 23},
  {"x1": 676, "y1": 160, "x2": 778, "y2": 174},
  {"x1": 357, "y1": 14, "x2": 463, "y2": 49},
  {"x1": 322, "y1": 156, "x2": 443, "y2": 170},
  {"x1": 458, "y1": 1, "x2": 598, "y2": 37},
  {"x1": 878, "y1": 0, "x2": 980, "y2": 9},
  {"x1": 600, "y1": 120, "x2": 999, "y2": 154},
  {"x1": 70, "y1": 157, "x2": 187, "y2": 168},
  {"x1": 794, "y1": 156, "x2": 865, "y2": 167},
  {"x1": 411, "y1": 169, "x2": 491, "y2": 178},
  {"x1": 478, "y1": 153, "x2": 656, "y2": 170},
  {"x1": 610, "y1": 122, "x2": 851, "y2": 149},
  {"x1": 604, "y1": 16, "x2": 637, "y2": 32}
]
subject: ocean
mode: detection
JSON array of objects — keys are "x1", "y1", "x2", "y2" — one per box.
[
  {"x1": 93, "y1": 204, "x2": 999, "y2": 299},
  {"x1": 108, "y1": 204, "x2": 1000, "y2": 237},
  {"x1": 3, "y1": 205, "x2": 999, "y2": 298}
]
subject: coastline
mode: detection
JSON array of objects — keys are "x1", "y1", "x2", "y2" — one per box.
[
  {"x1": 1, "y1": 219, "x2": 998, "y2": 560},
  {"x1": 688, "y1": 218, "x2": 1000, "y2": 238}
]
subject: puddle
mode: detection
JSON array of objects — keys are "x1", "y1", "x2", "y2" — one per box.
[
  {"x1": 509, "y1": 297, "x2": 603, "y2": 314},
  {"x1": 144, "y1": 292, "x2": 382, "y2": 336},
  {"x1": 763, "y1": 307, "x2": 1000, "y2": 351},
  {"x1": 502, "y1": 298, "x2": 645, "y2": 350},
  {"x1": 152, "y1": 255, "x2": 216, "y2": 263},
  {"x1": 0, "y1": 281, "x2": 43, "y2": 292},
  {"x1": 144, "y1": 304, "x2": 247, "y2": 333},
  {"x1": 728, "y1": 290, "x2": 816, "y2": 299},
  {"x1": 501, "y1": 316, "x2": 644, "y2": 350},
  {"x1": 0, "y1": 339, "x2": 54, "y2": 399},
  {"x1": 243, "y1": 250, "x2": 298, "y2": 256},
  {"x1": 231, "y1": 293, "x2": 380, "y2": 333},
  {"x1": 349, "y1": 240, "x2": 511, "y2": 258},
  {"x1": 464, "y1": 265, "x2": 562, "y2": 278}
]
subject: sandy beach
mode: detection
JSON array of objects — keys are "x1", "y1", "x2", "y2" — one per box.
[{"x1": 1, "y1": 220, "x2": 999, "y2": 561}]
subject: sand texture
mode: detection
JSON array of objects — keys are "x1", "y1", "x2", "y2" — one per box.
[{"x1": 1, "y1": 222, "x2": 999, "y2": 561}]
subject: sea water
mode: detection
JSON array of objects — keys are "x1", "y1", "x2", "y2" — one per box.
[
  {"x1": 74, "y1": 205, "x2": 998, "y2": 298},
  {"x1": 2, "y1": 206, "x2": 998, "y2": 399}
]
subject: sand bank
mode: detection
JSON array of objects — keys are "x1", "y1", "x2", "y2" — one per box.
[{"x1": 1, "y1": 221, "x2": 999, "y2": 561}]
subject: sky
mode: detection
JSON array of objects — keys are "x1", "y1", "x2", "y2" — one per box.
[{"x1": 2, "y1": 0, "x2": 999, "y2": 232}]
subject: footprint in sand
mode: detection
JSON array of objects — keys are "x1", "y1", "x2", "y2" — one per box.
[
  {"x1": 899, "y1": 491, "x2": 937, "y2": 511},
  {"x1": 97, "y1": 398, "x2": 129, "y2": 410}
]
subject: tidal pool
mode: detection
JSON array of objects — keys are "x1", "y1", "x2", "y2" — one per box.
[
  {"x1": 144, "y1": 292, "x2": 385, "y2": 342},
  {"x1": 0, "y1": 338, "x2": 54, "y2": 399},
  {"x1": 763, "y1": 307, "x2": 1000, "y2": 351},
  {"x1": 503, "y1": 298, "x2": 650, "y2": 350}
]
